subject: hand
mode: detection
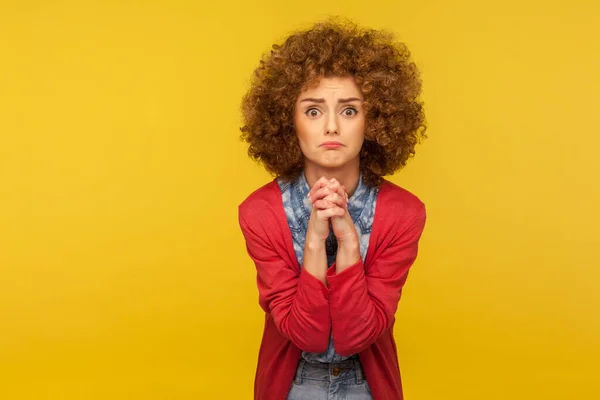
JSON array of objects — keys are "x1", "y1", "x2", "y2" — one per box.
[
  {"x1": 308, "y1": 178, "x2": 348, "y2": 211},
  {"x1": 306, "y1": 177, "x2": 345, "y2": 242},
  {"x1": 309, "y1": 178, "x2": 358, "y2": 243}
]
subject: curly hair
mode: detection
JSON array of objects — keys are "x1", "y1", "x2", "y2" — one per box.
[{"x1": 240, "y1": 17, "x2": 426, "y2": 187}]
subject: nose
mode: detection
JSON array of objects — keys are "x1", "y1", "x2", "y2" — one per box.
[{"x1": 326, "y1": 112, "x2": 339, "y2": 135}]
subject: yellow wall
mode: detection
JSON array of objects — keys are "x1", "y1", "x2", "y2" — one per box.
[{"x1": 1, "y1": 0, "x2": 598, "y2": 398}]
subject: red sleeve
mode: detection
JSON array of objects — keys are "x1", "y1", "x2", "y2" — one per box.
[
  {"x1": 238, "y1": 208, "x2": 331, "y2": 353},
  {"x1": 326, "y1": 203, "x2": 426, "y2": 356}
]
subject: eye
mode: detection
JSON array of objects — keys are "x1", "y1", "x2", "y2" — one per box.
[
  {"x1": 342, "y1": 107, "x2": 358, "y2": 117},
  {"x1": 305, "y1": 108, "x2": 321, "y2": 118}
]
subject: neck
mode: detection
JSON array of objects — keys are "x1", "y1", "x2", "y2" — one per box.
[{"x1": 303, "y1": 158, "x2": 361, "y2": 197}]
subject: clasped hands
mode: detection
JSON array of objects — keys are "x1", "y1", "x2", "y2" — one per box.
[{"x1": 307, "y1": 177, "x2": 358, "y2": 245}]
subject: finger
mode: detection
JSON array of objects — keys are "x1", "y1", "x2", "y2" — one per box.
[
  {"x1": 324, "y1": 178, "x2": 346, "y2": 194},
  {"x1": 331, "y1": 183, "x2": 348, "y2": 202},
  {"x1": 311, "y1": 186, "x2": 348, "y2": 207},
  {"x1": 311, "y1": 185, "x2": 336, "y2": 202},
  {"x1": 313, "y1": 194, "x2": 346, "y2": 210},
  {"x1": 308, "y1": 176, "x2": 330, "y2": 200},
  {"x1": 326, "y1": 193, "x2": 347, "y2": 209},
  {"x1": 316, "y1": 207, "x2": 346, "y2": 220},
  {"x1": 324, "y1": 181, "x2": 348, "y2": 204},
  {"x1": 312, "y1": 198, "x2": 334, "y2": 210}
]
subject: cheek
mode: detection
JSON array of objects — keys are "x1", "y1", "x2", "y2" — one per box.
[
  {"x1": 350, "y1": 119, "x2": 366, "y2": 146},
  {"x1": 293, "y1": 118, "x2": 312, "y2": 144}
]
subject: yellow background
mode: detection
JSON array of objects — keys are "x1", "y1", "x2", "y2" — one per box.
[{"x1": 1, "y1": 0, "x2": 599, "y2": 398}]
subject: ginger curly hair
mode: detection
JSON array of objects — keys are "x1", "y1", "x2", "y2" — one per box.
[{"x1": 240, "y1": 18, "x2": 426, "y2": 187}]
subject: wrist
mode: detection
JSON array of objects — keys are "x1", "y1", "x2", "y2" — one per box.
[
  {"x1": 337, "y1": 234, "x2": 359, "y2": 249},
  {"x1": 305, "y1": 237, "x2": 326, "y2": 251},
  {"x1": 335, "y1": 247, "x2": 361, "y2": 272}
]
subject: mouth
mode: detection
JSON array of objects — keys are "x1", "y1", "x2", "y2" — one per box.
[{"x1": 320, "y1": 141, "x2": 343, "y2": 149}]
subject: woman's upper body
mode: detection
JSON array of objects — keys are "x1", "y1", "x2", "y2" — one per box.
[{"x1": 238, "y1": 176, "x2": 426, "y2": 399}]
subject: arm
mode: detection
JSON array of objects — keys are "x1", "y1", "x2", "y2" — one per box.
[
  {"x1": 326, "y1": 203, "x2": 427, "y2": 356},
  {"x1": 238, "y1": 209, "x2": 331, "y2": 353},
  {"x1": 304, "y1": 237, "x2": 329, "y2": 286}
]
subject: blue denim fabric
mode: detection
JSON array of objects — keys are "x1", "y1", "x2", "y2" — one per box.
[
  {"x1": 276, "y1": 171, "x2": 378, "y2": 363},
  {"x1": 286, "y1": 359, "x2": 373, "y2": 400}
]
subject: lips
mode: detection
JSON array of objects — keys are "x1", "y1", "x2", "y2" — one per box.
[{"x1": 321, "y1": 141, "x2": 343, "y2": 148}]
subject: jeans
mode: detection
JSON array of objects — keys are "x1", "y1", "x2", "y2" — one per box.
[{"x1": 287, "y1": 358, "x2": 372, "y2": 400}]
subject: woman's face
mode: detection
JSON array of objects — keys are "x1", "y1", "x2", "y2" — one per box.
[{"x1": 293, "y1": 76, "x2": 365, "y2": 171}]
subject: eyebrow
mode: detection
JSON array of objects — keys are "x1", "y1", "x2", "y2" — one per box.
[{"x1": 299, "y1": 97, "x2": 362, "y2": 104}]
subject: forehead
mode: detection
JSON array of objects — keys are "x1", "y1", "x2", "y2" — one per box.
[{"x1": 299, "y1": 76, "x2": 362, "y2": 98}]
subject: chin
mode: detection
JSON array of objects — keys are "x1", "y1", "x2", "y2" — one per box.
[
  {"x1": 305, "y1": 151, "x2": 359, "y2": 169},
  {"x1": 316, "y1": 156, "x2": 342, "y2": 165},
  {"x1": 317, "y1": 162, "x2": 349, "y2": 171}
]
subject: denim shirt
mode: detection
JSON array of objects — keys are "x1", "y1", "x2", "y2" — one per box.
[{"x1": 276, "y1": 171, "x2": 378, "y2": 363}]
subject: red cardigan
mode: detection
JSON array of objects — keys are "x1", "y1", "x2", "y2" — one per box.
[{"x1": 238, "y1": 178, "x2": 426, "y2": 400}]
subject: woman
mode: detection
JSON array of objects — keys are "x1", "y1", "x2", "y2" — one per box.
[{"x1": 238, "y1": 18, "x2": 427, "y2": 400}]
